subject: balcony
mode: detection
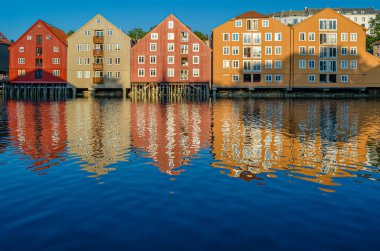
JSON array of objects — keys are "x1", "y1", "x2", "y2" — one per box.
[
  {"x1": 93, "y1": 49, "x2": 103, "y2": 57},
  {"x1": 93, "y1": 63, "x2": 103, "y2": 71},
  {"x1": 93, "y1": 77, "x2": 103, "y2": 84},
  {"x1": 93, "y1": 36, "x2": 104, "y2": 44}
]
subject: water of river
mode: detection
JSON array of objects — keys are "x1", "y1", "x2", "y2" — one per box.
[{"x1": 0, "y1": 97, "x2": 379, "y2": 250}]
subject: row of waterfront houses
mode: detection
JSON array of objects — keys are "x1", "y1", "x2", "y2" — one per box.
[{"x1": 1, "y1": 8, "x2": 380, "y2": 97}]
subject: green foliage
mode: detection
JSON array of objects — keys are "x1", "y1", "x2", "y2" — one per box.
[
  {"x1": 67, "y1": 30, "x2": 75, "y2": 36},
  {"x1": 368, "y1": 15, "x2": 380, "y2": 50},
  {"x1": 193, "y1": 31, "x2": 209, "y2": 42},
  {"x1": 127, "y1": 28, "x2": 148, "y2": 46}
]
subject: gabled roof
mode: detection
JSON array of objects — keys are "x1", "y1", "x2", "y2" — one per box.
[
  {"x1": 0, "y1": 32, "x2": 11, "y2": 45},
  {"x1": 307, "y1": 7, "x2": 376, "y2": 15},
  {"x1": 9, "y1": 19, "x2": 68, "y2": 48},
  {"x1": 236, "y1": 11, "x2": 269, "y2": 19}
]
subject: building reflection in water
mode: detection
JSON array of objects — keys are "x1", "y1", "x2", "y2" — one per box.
[
  {"x1": 0, "y1": 98, "x2": 9, "y2": 153},
  {"x1": 66, "y1": 99, "x2": 131, "y2": 178},
  {"x1": 7, "y1": 100, "x2": 67, "y2": 172},
  {"x1": 212, "y1": 99, "x2": 380, "y2": 188},
  {"x1": 131, "y1": 101, "x2": 211, "y2": 175}
]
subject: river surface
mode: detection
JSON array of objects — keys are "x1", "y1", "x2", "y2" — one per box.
[{"x1": 0, "y1": 97, "x2": 379, "y2": 250}]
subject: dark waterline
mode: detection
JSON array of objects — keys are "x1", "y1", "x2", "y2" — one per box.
[{"x1": 0, "y1": 97, "x2": 379, "y2": 251}]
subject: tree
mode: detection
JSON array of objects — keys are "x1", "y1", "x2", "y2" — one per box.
[
  {"x1": 67, "y1": 30, "x2": 75, "y2": 36},
  {"x1": 193, "y1": 31, "x2": 209, "y2": 42},
  {"x1": 127, "y1": 28, "x2": 147, "y2": 46},
  {"x1": 367, "y1": 15, "x2": 380, "y2": 50}
]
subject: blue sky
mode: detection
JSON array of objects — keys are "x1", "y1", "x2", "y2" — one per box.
[{"x1": 1, "y1": 0, "x2": 379, "y2": 40}]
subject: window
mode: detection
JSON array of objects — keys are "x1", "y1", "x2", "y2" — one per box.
[
  {"x1": 223, "y1": 60, "x2": 230, "y2": 69},
  {"x1": 350, "y1": 60, "x2": 357, "y2": 69},
  {"x1": 77, "y1": 58, "x2": 82, "y2": 65},
  {"x1": 243, "y1": 60, "x2": 251, "y2": 71},
  {"x1": 84, "y1": 44, "x2": 90, "y2": 51},
  {"x1": 18, "y1": 69, "x2": 26, "y2": 76},
  {"x1": 223, "y1": 33, "x2": 230, "y2": 41},
  {"x1": 262, "y1": 20, "x2": 269, "y2": 27},
  {"x1": 350, "y1": 47, "x2": 357, "y2": 55},
  {"x1": 193, "y1": 56, "x2": 199, "y2": 64},
  {"x1": 265, "y1": 33, "x2": 272, "y2": 41},
  {"x1": 308, "y1": 33, "x2": 315, "y2": 41},
  {"x1": 76, "y1": 71, "x2": 83, "y2": 79},
  {"x1": 275, "y1": 46, "x2": 282, "y2": 55},
  {"x1": 35, "y1": 70, "x2": 43, "y2": 80},
  {"x1": 96, "y1": 19, "x2": 101, "y2": 24},
  {"x1": 150, "y1": 43, "x2": 157, "y2": 51},
  {"x1": 18, "y1": 58, "x2": 25, "y2": 64},
  {"x1": 181, "y1": 45, "x2": 189, "y2": 54},
  {"x1": 76, "y1": 44, "x2": 83, "y2": 51},
  {"x1": 84, "y1": 58, "x2": 90, "y2": 65},
  {"x1": 341, "y1": 60, "x2": 348, "y2": 69},
  {"x1": 168, "y1": 33, "x2": 175, "y2": 40},
  {"x1": 299, "y1": 32, "x2": 306, "y2": 41},
  {"x1": 52, "y1": 58, "x2": 60, "y2": 64},
  {"x1": 265, "y1": 60, "x2": 272, "y2": 69},
  {"x1": 223, "y1": 46, "x2": 230, "y2": 55},
  {"x1": 168, "y1": 68, "x2": 174, "y2": 77},
  {"x1": 319, "y1": 46, "x2": 337, "y2": 58},
  {"x1": 319, "y1": 60, "x2": 337, "y2": 72},
  {"x1": 265, "y1": 46, "x2": 272, "y2": 55},
  {"x1": 35, "y1": 58, "x2": 43, "y2": 67},
  {"x1": 341, "y1": 47, "x2": 348, "y2": 55},
  {"x1": 308, "y1": 75, "x2": 316, "y2": 83},
  {"x1": 168, "y1": 56, "x2": 174, "y2": 64},
  {"x1": 232, "y1": 46, "x2": 239, "y2": 55},
  {"x1": 107, "y1": 44, "x2": 112, "y2": 51},
  {"x1": 52, "y1": 70, "x2": 60, "y2": 76},
  {"x1": 138, "y1": 69, "x2": 145, "y2": 77},
  {"x1": 341, "y1": 75, "x2": 349, "y2": 83},
  {"x1": 232, "y1": 60, "x2": 239, "y2": 68},
  {"x1": 168, "y1": 43, "x2": 174, "y2": 51},
  {"x1": 232, "y1": 33, "x2": 239, "y2": 41},
  {"x1": 115, "y1": 57, "x2": 121, "y2": 65},
  {"x1": 252, "y1": 60, "x2": 261, "y2": 71},
  {"x1": 106, "y1": 71, "x2": 113, "y2": 78},
  {"x1": 275, "y1": 33, "x2": 282, "y2": 41},
  {"x1": 114, "y1": 44, "x2": 121, "y2": 51},
  {"x1": 19, "y1": 47, "x2": 24, "y2": 53},
  {"x1": 193, "y1": 43, "x2": 200, "y2": 52},
  {"x1": 299, "y1": 60, "x2": 306, "y2": 69},
  {"x1": 243, "y1": 47, "x2": 251, "y2": 58},
  {"x1": 265, "y1": 75, "x2": 272, "y2": 82},
  {"x1": 319, "y1": 19, "x2": 337, "y2": 30},
  {"x1": 252, "y1": 33, "x2": 261, "y2": 44},
  {"x1": 275, "y1": 60, "x2": 282, "y2": 69},
  {"x1": 232, "y1": 75, "x2": 240, "y2": 82},
  {"x1": 180, "y1": 70, "x2": 188, "y2": 80},
  {"x1": 299, "y1": 46, "x2": 307, "y2": 55},
  {"x1": 53, "y1": 46, "x2": 59, "y2": 53},
  {"x1": 151, "y1": 33, "x2": 158, "y2": 40},
  {"x1": 84, "y1": 71, "x2": 91, "y2": 79},
  {"x1": 252, "y1": 47, "x2": 261, "y2": 58},
  {"x1": 150, "y1": 68, "x2": 157, "y2": 77},
  {"x1": 275, "y1": 75, "x2": 282, "y2": 82},
  {"x1": 341, "y1": 33, "x2": 348, "y2": 41},
  {"x1": 320, "y1": 33, "x2": 337, "y2": 44},
  {"x1": 350, "y1": 33, "x2": 357, "y2": 42},
  {"x1": 308, "y1": 46, "x2": 315, "y2": 55},
  {"x1": 107, "y1": 30, "x2": 113, "y2": 36},
  {"x1": 168, "y1": 21, "x2": 174, "y2": 29},
  {"x1": 85, "y1": 30, "x2": 90, "y2": 36},
  {"x1": 150, "y1": 56, "x2": 156, "y2": 64},
  {"x1": 193, "y1": 69, "x2": 200, "y2": 77},
  {"x1": 138, "y1": 56, "x2": 145, "y2": 64},
  {"x1": 243, "y1": 33, "x2": 251, "y2": 44},
  {"x1": 27, "y1": 35, "x2": 32, "y2": 40},
  {"x1": 36, "y1": 35, "x2": 42, "y2": 45},
  {"x1": 181, "y1": 32, "x2": 189, "y2": 42},
  {"x1": 309, "y1": 60, "x2": 315, "y2": 69},
  {"x1": 235, "y1": 20, "x2": 242, "y2": 27}
]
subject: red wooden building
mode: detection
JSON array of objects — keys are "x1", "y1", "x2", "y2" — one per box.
[
  {"x1": 131, "y1": 14, "x2": 212, "y2": 95},
  {"x1": 9, "y1": 20, "x2": 68, "y2": 84}
]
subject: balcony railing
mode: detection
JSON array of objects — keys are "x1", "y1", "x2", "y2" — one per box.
[
  {"x1": 93, "y1": 63, "x2": 103, "y2": 71},
  {"x1": 93, "y1": 77, "x2": 103, "y2": 84},
  {"x1": 93, "y1": 49, "x2": 103, "y2": 57},
  {"x1": 93, "y1": 36, "x2": 104, "y2": 44}
]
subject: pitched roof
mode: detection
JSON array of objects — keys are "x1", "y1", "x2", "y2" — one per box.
[
  {"x1": 42, "y1": 20, "x2": 68, "y2": 44},
  {"x1": 307, "y1": 7, "x2": 376, "y2": 15},
  {"x1": 0, "y1": 32, "x2": 11, "y2": 45},
  {"x1": 269, "y1": 10, "x2": 308, "y2": 18},
  {"x1": 236, "y1": 11, "x2": 269, "y2": 19}
]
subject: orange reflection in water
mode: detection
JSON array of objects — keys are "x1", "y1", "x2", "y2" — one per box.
[{"x1": 212, "y1": 99, "x2": 380, "y2": 187}]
